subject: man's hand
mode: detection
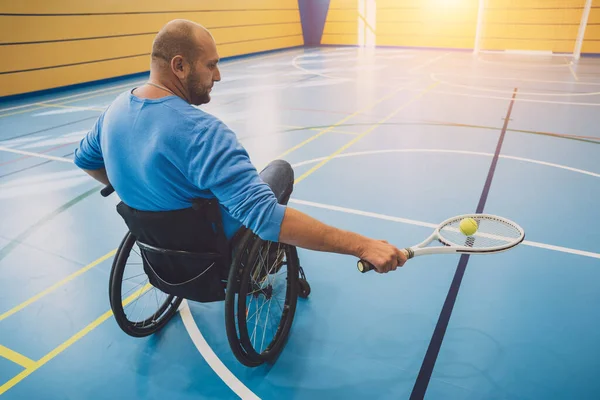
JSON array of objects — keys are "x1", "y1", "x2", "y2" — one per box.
[{"x1": 358, "y1": 239, "x2": 407, "y2": 273}]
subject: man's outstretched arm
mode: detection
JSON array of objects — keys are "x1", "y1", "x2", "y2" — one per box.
[{"x1": 278, "y1": 207, "x2": 406, "y2": 273}]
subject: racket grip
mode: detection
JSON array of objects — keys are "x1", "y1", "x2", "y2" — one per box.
[
  {"x1": 357, "y1": 248, "x2": 412, "y2": 273},
  {"x1": 357, "y1": 259, "x2": 375, "y2": 273}
]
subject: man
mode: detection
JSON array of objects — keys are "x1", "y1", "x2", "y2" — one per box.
[{"x1": 74, "y1": 19, "x2": 406, "y2": 273}]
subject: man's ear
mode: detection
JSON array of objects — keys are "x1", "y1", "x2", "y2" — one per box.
[{"x1": 171, "y1": 55, "x2": 187, "y2": 79}]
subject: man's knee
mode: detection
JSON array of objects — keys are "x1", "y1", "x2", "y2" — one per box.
[{"x1": 259, "y1": 159, "x2": 294, "y2": 205}]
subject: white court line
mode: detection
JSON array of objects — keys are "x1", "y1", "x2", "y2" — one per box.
[
  {"x1": 179, "y1": 301, "x2": 261, "y2": 400},
  {"x1": 432, "y1": 72, "x2": 600, "y2": 86},
  {"x1": 0, "y1": 146, "x2": 73, "y2": 163},
  {"x1": 291, "y1": 54, "x2": 343, "y2": 80},
  {"x1": 289, "y1": 199, "x2": 600, "y2": 260},
  {"x1": 3, "y1": 147, "x2": 598, "y2": 179},
  {"x1": 290, "y1": 149, "x2": 600, "y2": 178},
  {"x1": 431, "y1": 74, "x2": 600, "y2": 97}
]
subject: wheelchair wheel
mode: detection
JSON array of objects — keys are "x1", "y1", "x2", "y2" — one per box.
[
  {"x1": 109, "y1": 231, "x2": 183, "y2": 337},
  {"x1": 225, "y1": 231, "x2": 299, "y2": 366}
]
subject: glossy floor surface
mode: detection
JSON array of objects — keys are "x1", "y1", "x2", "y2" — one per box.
[{"x1": 1, "y1": 47, "x2": 599, "y2": 399}]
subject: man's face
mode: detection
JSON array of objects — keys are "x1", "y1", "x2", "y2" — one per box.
[{"x1": 186, "y1": 35, "x2": 221, "y2": 106}]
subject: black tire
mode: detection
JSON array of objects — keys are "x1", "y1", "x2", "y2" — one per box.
[
  {"x1": 225, "y1": 229, "x2": 262, "y2": 366},
  {"x1": 236, "y1": 237, "x2": 299, "y2": 365},
  {"x1": 109, "y1": 231, "x2": 183, "y2": 337}
]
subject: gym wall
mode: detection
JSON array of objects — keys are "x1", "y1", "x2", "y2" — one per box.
[
  {"x1": 322, "y1": 0, "x2": 478, "y2": 49},
  {"x1": 320, "y1": 0, "x2": 598, "y2": 55},
  {"x1": 479, "y1": 0, "x2": 586, "y2": 54},
  {"x1": 581, "y1": 3, "x2": 600, "y2": 54},
  {"x1": 0, "y1": 0, "x2": 303, "y2": 97}
]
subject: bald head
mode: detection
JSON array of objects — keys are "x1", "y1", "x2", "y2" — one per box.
[
  {"x1": 151, "y1": 19, "x2": 212, "y2": 68},
  {"x1": 149, "y1": 19, "x2": 221, "y2": 105}
]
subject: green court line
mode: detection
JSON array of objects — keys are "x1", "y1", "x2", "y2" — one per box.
[{"x1": 0, "y1": 185, "x2": 101, "y2": 263}]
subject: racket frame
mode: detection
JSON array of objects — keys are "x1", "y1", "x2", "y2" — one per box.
[{"x1": 357, "y1": 213, "x2": 525, "y2": 273}]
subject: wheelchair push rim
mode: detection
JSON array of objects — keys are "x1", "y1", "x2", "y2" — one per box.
[
  {"x1": 109, "y1": 231, "x2": 183, "y2": 337},
  {"x1": 235, "y1": 238, "x2": 299, "y2": 363}
]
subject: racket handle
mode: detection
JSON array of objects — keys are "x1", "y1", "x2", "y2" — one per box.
[{"x1": 357, "y1": 248, "x2": 412, "y2": 273}]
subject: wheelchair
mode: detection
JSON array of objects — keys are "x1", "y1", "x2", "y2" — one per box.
[{"x1": 101, "y1": 183, "x2": 311, "y2": 367}]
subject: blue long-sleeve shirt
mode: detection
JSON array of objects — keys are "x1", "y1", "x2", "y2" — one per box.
[{"x1": 73, "y1": 90, "x2": 286, "y2": 242}]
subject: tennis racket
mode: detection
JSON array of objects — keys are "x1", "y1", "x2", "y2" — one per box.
[{"x1": 357, "y1": 214, "x2": 525, "y2": 273}]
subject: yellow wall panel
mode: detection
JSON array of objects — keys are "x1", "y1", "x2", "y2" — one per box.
[
  {"x1": 323, "y1": 22, "x2": 357, "y2": 35},
  {"x1": 583, "y1": 24, "x2": 600, "y2": 40},
  {"x1": 377, "y1": 9, "x2": 477, "y2": 24},
  {"x1": 1, "y1": 24, "x2": 300, "y2": 74},
  {"x1": 1, "y1": 35, "x2": 153, "y2": 73},
  {"x1": 483, "y1": 24, "x2": 580, "y2": 40},
  {"x1": 324, "y1": 0, "x2": 478, "y2": 49},
  {"x1": 582, "y1": 7, "x2": 600, "y2": 53},
  {"x1": 327, "y1": 0, "x2": 357, "y2": 9},
  {"x1": 377, "y1": 22, "x2": 474, "y2": 38},
  {"x1": 0, "y1": 1, "x2": 302, "y2": 96},
  {"x1": 485, "y1": 0, "x2": 584, "y2": 8},
  {"x1": 588, "y1": 7, "x2": 600, "y2": 22},
  {"x1": 211, "y1": 24, "x2": 302, "y2": 45},
  {"x1": 321, "y1": 34, "x2": 359, "y2": 46},
  {"x1": 324, "y1": 9, "x2": 356, "y2": 22},
  {"x1": 581, "y1": 40, "x2": 600, "y2": 53},
  {"x1": 0, "y1": 56, "x2": 150, "y2": 98},
  {"x1": 0, "y1": 0, "x2": 300, "y2": 14},
  {"x1": 484, "y1": 9, "x2": 583, "y2": 24},
  {"x1": 0, "y1": 10, "x2": 301, "y2": 44},
  {"x1": 218, "y1": 35, "x2": 303, "y2": 58}
]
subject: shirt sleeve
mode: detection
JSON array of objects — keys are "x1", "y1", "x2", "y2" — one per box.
[
  {"x1": 73, "y1": 113, "x2": 105, "y2": 170},
  {"x1": 185, "y1": 119, "x2": 286, "y2": 242}
]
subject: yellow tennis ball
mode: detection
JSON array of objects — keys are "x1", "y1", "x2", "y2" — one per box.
[{"x1": 460, "y1": 218, "x2": 478, "y2": 236}]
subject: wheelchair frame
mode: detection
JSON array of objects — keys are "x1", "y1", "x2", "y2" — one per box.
[{"x1": 101, "y1": 184, "x2": 310, "y2": 367}]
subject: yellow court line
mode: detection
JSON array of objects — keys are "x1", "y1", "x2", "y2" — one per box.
[
  {"x1": 0, "y1": 282, "x2": 152, "y2": 396},
  {"x1": 0, "y1": 249, "x2": 116, "y2": 323},
  {"x1": 568, "y1": 64, "x2": 579, "y2": 81},
  {"x1": 311, "y1": 127, "x2": 358, "y2": 135},
  {"x1": 294, "y1": 81, "x2": 440, "y2": 185},
  {"x1": 0, "y1": 345, "x2": 35, "y2": 369},
  {"x1": 279, "y1": 123, "x2": 359, "y2": 136},
  {"x1": 273, "y1": 84, "x2": 409, "y2": 162}
]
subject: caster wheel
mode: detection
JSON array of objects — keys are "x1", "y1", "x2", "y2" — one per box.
[{"x1": 298, "y1": 278, "x2": 311, "y2": 299}]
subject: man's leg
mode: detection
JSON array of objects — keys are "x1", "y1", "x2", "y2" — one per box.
[
  {"x1": 258, "y1": 159, "x2": 294, "y2": 206},
  {"x1": 258, "y1": 159, "x2": 294, "y2": 273}
]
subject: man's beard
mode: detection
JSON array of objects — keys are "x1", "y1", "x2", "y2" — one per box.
[{"x1": 186, "y1": 74, "x2": 211, "y2": 106}]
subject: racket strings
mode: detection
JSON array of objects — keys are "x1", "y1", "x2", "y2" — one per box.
[{"x1": 439, "y1": 217, "x2": 523, "y2": 249}]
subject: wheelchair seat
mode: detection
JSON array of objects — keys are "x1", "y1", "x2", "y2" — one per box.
[
  {"x1": 103, "y1": 158, "x2": 311, "y2": 367},
  {"x1": 116, "y1": 198, "x2": 231, "y2": 303}
]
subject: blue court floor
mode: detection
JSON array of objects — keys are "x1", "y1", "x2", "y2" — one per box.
[{"x1": 0, "y1": 47, "x2": 599, "y2": 400}]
